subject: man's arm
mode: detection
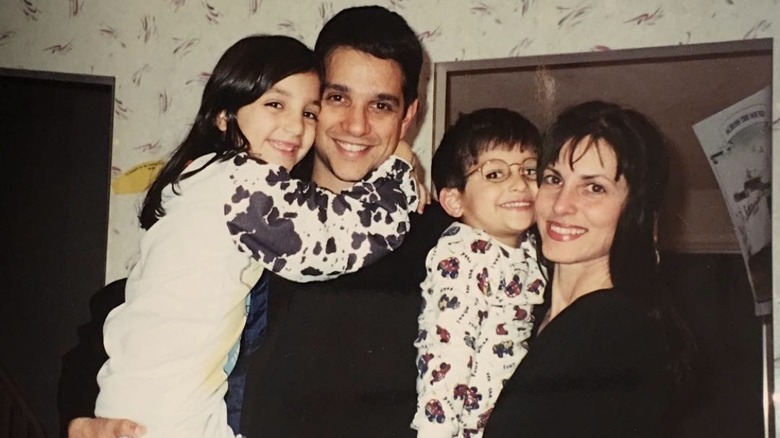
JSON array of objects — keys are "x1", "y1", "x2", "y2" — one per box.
[{"x1": 68, "y1": 417, "x2": 146, "y2": 438}]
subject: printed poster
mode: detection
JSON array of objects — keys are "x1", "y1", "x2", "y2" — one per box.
[{"x1": 692, "y1": 86, "x2": 772, "y2": 312}]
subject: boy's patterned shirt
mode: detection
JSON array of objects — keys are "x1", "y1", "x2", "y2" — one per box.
[{"x1": 412, "y1": 223, "x2": 545, "y2": 438}]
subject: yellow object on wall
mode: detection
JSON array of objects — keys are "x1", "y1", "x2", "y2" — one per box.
[{"x1": 112, "y1": 160, "x2": 165, "y2": 194}]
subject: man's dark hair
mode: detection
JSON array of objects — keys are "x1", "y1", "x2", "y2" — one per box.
[
  {"x1": 315, "y1": 5, "x2": 422, "y2": 109},
  {"x1": 431, "y1": 108, "x2": 541, "y2": 194}
]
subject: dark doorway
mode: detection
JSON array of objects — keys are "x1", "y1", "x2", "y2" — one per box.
[{"x1": 0, "y1": 68, "x2": 114, "y2": 437}]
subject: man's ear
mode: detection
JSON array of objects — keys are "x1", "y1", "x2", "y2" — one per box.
[
  {"x1": 439, "y1": 187, "x2": 464, "y2": 218},
  {"x1": 399, "y1": 99, "x2": 419, "y2": 139},
  {"x1": 216, "y1": 111, "x2": 228, "y2": 132}
]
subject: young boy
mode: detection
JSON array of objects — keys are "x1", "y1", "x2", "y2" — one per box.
[{"x1": 411, "y1": 108, "x2": 546, "y2": 438}]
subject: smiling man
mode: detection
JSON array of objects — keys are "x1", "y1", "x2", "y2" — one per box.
[
  {"x1": 66, "y1": 6, "x2": 453, "y2": 438},
  {"x1": 237, "y1": 7, "x2": 452, "y2": 437},
  {"x1": 309, "y1": 12, "x2": 420, "y2": 191}
]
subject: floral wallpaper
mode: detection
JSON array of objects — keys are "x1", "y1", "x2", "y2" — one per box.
[{"x1": 1, "y1": 0, "x2": 780, "y2": 424}]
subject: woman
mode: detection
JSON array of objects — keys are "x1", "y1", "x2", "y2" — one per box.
[{"x1": 484, "y1": 100, "x2": 688, "y2": 437}]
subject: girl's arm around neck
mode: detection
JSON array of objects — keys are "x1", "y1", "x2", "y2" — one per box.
[{"x1": 225, "y1": 153, "x2": 419, "y2": 283}]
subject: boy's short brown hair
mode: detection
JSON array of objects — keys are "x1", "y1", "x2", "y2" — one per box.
[{"x1": 431, "y1": 108, "x2": 541, "y2": 195}]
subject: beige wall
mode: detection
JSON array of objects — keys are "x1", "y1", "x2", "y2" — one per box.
[
  {"x1": 1, "y1": 0, "x2": 775, "y2": 279},
  {"x1": 2, "y1": 0, "x2": 779, "y2": 428}
]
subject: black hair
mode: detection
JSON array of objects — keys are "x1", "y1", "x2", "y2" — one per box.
[
  {"x1": 431, "y1": 108, "x2": 541, "y2": 195},
  {"x1": 139, "y1": 35, "x2": 317, "y2": 230},
  {"x1": 314, "y1": 5, "x2": 422, "y2": 110}
]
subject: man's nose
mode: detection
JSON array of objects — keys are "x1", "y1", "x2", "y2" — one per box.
[{"x1": 342, "y1": 106, "x2": 370, "y2": 137}]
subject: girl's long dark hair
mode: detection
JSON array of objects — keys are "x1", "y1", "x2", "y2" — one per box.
[
  {"x1": 540, "y1": 100, "x2": 695, "y2": 386},
  {"x1": 139, "y1": 35, "x2": 317, "y2": 230}
]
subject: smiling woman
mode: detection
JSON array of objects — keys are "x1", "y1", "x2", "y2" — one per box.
[
  {"x1": 483, "y1": 101, "x2": 692, "y2": 437},
  {"x1": 435, "y1": 40, "x2": 772, "y2": 436},
  {"x1": 534, "y1": 137, "x2": 629, "y2": 274}
]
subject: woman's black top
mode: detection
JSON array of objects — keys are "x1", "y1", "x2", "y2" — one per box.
[{"x1": 484, "y1": 288, "x2": 675, "y2": 438}]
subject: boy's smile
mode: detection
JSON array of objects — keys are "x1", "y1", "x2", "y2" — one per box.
[{"x1": 449, "y1": 146, "x2": 538, "y2": 248}]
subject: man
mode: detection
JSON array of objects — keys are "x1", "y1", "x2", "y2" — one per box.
[
  {"x1": 240, "y1": 7, "x2": 452, "y2": 434},
  {"x1": 67, "y1": 6, "x2": 451, "y2": 437}
]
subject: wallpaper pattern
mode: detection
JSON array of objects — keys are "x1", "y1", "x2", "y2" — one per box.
[{"x1": 1, "y1": 0, "x2": 780, "y2": 423}]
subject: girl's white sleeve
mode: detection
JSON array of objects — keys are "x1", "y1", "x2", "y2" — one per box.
[{"x1": 224, "y1": 153, "x2": 419, "y2": 282}]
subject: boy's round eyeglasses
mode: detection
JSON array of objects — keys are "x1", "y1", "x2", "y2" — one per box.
[{"x1": 465, "y1": 158, "x2": 538, "y2": 183}]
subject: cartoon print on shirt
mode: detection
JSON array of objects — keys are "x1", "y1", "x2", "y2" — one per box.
[
  {"x1": 454, "y1": 384, "x2": 483, "y2": 411},
  {"x1": 504, "y1": 274, "x2": 522, "y2": 297},
  {"x1": 476, "y1": 267, "x2": 491, "y2": 296},
  {"x1": 437, "y1": 325, "x2": 451, "y2": 343},
  {"x1": 492, "y1": 340, "x2": 514, "y2": 358},
  {"x1": 431, "y1": 362, "x2": 451, "y2": 383},
  {"x1": 470, "y1": 239, "x2": 491, "y2": 254},
  {"x1": 513, "y1": 305, "x2": 528, "y2": 321},
  {"x1": 413, "y1": 223, "x2": 546, "y2": 437},
  {"x1": 417, "y1": 352, "x2": 434, "y2": 376},
  {"x1": 425, "y1": 399, "x2": 446, "y2": 424},
  {"x1": 439, "y1": 294, "x2": 460, "y2": 310},
  {"x1": 438, "y1": 257, "x2": 460, "y2": 279}
]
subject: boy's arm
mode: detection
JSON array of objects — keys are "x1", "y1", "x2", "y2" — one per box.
[
  {"x1": 226, "y1": 152, "x2": 418, "y2": 283},
  {"x1": 412, "y1": 242, "x2": 487, "y2": 438}
]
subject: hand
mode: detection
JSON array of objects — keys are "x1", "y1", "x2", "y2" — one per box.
[
  {"x1": 410, "y1": 154, "x2": 431, "y2": 214},
  {"x1": 68, "y1": 417, "x2": 146, "y2": 438},
  {"x1": 393, "y1": 139, "x2": 415, "y2": 164},
  {"x1": 394, "y1": 140, "x2": 430, "y2": 214}
]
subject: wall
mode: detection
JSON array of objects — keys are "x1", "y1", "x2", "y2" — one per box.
[
  {"x1": 1, "y1": 0, "x2": 775, "y2": 281},
  {"x1": 1, "y1": 0, "x2": 778, "y2": 432}
]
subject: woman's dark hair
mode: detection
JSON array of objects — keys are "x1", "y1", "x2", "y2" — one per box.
[
  {"x1": 431, "y1": 108, "x2": 541, "y2": 195},
  {"x1": 139, "y1": 35, "x2": 317, "y2": 230},
  {"x1": 542, "y1": 100, "x2": 694, "y2": 388},
  {"x1": 314, "y1": 5, "x2": 422, "y2": 110}
]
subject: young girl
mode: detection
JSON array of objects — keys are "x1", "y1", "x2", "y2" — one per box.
[{"x1": 94, "y1": 35, "x2": 418, "y2": 438}]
